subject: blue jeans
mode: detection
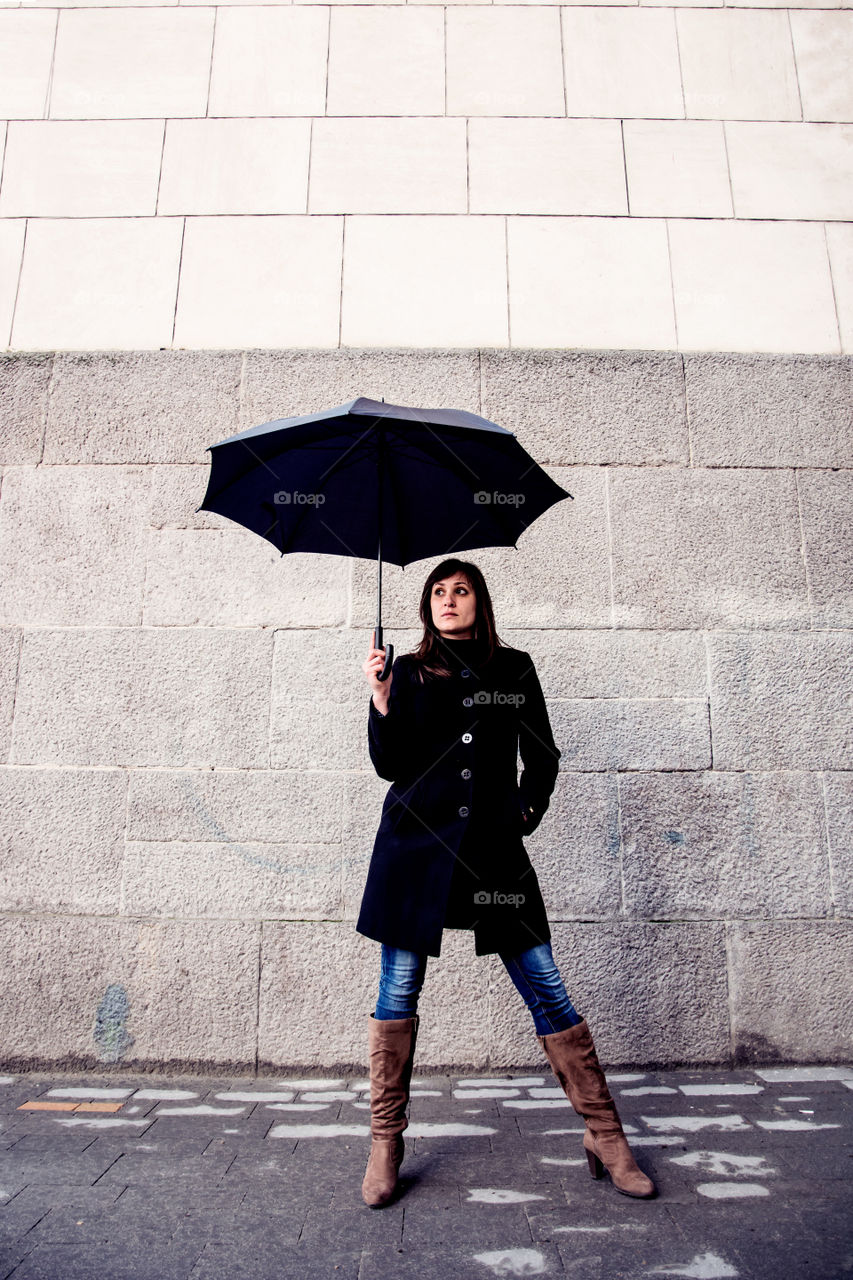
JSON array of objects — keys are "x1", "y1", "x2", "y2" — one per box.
[{"x1": 374, "y1": 941, "x2": 583, "y2": 1035}]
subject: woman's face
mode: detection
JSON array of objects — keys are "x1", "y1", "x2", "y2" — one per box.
[{"x1": 430, "y1": 575, "x2": 477, "y2": 640}]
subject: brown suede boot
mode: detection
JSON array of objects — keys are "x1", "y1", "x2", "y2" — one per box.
[
  {"x1": 538, "y1": 1019, "x2": 655, "y2": 1199},
  {"x1": 361, "y1": 1012, "x2": 419, "y2": 1208}
]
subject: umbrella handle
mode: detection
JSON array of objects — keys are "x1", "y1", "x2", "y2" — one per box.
[{"x1": 374, "y1": 626, "x2": 394, "y2": 682}]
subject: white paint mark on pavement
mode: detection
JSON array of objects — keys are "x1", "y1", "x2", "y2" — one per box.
[
  {"x1": 621, "y1": 1087, "x2": 678, "y2": 1097},
  {"x1": 466, "y1": 1189, "x2": 547, "y2": 1204},
  {"x1": 53, "y1": 1117, "x2": 149, "y2": 1129},
  {"x1": 300, "y1": 1091, "x2": 359, "y2": 1102},
  {"x1": 756, "y1": 1119, "x2": 840, "y2": 1131},
  {"x1": 407, "y1": 1122, "x2": 497, "y2": 1138},
  {"x1": 411, "y1": 1090, "x2": 443, "y2": 1097},
  {"x1": 273, "y1": 1078, "x2": 345, "y2": 1089},
  {"x1": 647, "y1": 1251, "x2": 739, "y2": 1277},
  {"x1": 630, "y1": 1136, "x2": 685, "y2": 1146},
  {"x1": 214, "y1": 1092, "x2": 295, "y2": 1103},
  {"x1": 458, "y1": 1078, "x2": 545, "y2": 1088},
  {"x1": 47, "y1": 1087, "x2": 132, "y2": 1099},
  {"x1": 641, "y1": 1115, "x2": 751, "y2": 1133},
  {"x1": 269, "y1": 1123, "x2": 369, "y2": 1138},
  {"x1": 754, "y1": 1067, "x2": 853, "y2": 1083},
  {"x1": 473, "y1": 1247, "x2": 548, "y2": 1275},
  {"x1": 669, "y1": 1151, "x2": 775, "y2": 1177},
  {"x1": 696, "y1": 1182, "x2": 770, "y2": 1199},
  {"x1": 504, "y1": 1100, "x2": 570, "y2": 1109},
  {"x1": 455, "y1": 1088, "x2": 521, "y2": 1098},
  {"x1": 133, "y1": 1089, "x2": 198, "y2": 1101},
  {"x1": 540, "y1": 1156, "x2": 585, "y2": 1166},
  {"x1": 155, "y1": 1105, "x2": 246, "y2": 1116},
  {"x1": 679, "y1": 1084, "x2": 763, "y2": 1097},
  {"x1": 266, "y1": 1103, "x2": 332, "y2": 1112}
]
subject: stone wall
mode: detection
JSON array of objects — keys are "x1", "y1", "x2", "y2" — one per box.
[{"x1": 1, "y1": 348, "x2": 850, "y2": 1071}]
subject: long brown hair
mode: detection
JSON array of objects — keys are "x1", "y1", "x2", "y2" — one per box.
[{"x1": 407, "y1": 558, "x2": 506, "y2": 682}]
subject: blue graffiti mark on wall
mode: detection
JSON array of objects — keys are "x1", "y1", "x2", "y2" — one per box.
[
  {"x1": 174, "y1": 775, "x2": 343, "y2": 877},
  {"x1": 94, "y1": 983, "x2": 134, "y2": 1063}
]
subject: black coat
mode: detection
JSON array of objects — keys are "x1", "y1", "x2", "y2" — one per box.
[{"x1": 356, "y1": 637, "x2": 561, "y2": 958}]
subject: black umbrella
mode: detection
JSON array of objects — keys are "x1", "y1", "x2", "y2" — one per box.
[{"x1": 197, "y1": 397, "x2": 572, "y2": 680}]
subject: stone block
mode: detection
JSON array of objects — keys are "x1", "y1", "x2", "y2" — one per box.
[
  {"x1": 127, "y1": 769, "x2": 342, "y2": 845},
  {"x1": 507, "y1": 217, "x2": 676, "y2": 350},
  {"x1": 149, "y1": 464, "x2": 224, "y2": 530},
  {"x1": 798, "y1": 470, "x2": 853, "y2": 627},
  {"x1": 621, "y1": 771, "x2": 831, "y2": 919},
  {"x1": 479, "y1": 350, "x2": 688, "y2": 466},
  {"x1": 239, "y1": 348, "x2": 481, "y2": 433},
  {"x1": 489, "y1": 921, "x2": 730, "y2": 1068},
  {"x1": 0, "y1": 221, "x2": 26, "y2": 354},
  {"x1": 0, "y1": 629, "x2": 19, "y2": 762},
  {"x1": 708, "y1": 633, "x2": 853, "y2": 769},
  {"x1": 258, "y1": 923, "x2": 491, "y2": 1069},
  {"x1": 349, "y1": 467, "x2": 610, "y2": 629},
  {"x1": 790, "y1": 11, "x2": 853, "y2": 124},
  {"x1": 45, "y1": 352, "x2": 242, "y2": 465},
  {"x1": 0, "y1": 9, "x2": 55, "y2": 119},
  {"x1": 610, "y1": 466, "x2": 809, "y2": 629},
  {"x1": 328, "y1": 7, "x2": 444, "y2": 116},
  {"x1": 669, "y1": 219, "x2": 839, "y2": 354},
  {"x1": 446, "y1": 7, "x2": 564, "y2": 116},
  {"x1": 0, "y1": 915, "x2": 259, "y2": 1070},
  {"x1": 469, "y1": 118, "x2": 626, "y2": 216},
  {"x1": 209, "y1": 7, "x2": 328, "y2": 117},
  {"x1": 121, "y1": 839, "x2": 341, "y2": 919},
  {"x1": 0, "y1": 355, "x2": 51, "y2": 464},
  {"x1": 0, "y1": 767, "x2": 126, "y2": 914},
  {"x1": 550, "y1": 699, "x2": 710, "y2": 772},
  {"x1": 677, "y1": 9, "x2": 800, "y2": 121},
  {"x1": 502, "y1": 628, "x2": 707, "y2": 698},
  {"x1": 12, "y1": 218, "x2": 184, "y2": 351},
  {"x1": 727, "y1": 122, "x2": 853, "y2": 222},
  {"x1": 0, "y1": 466, "x2": 150, "y2": 627},
  {"x1": 143, "y1": 529, "x2": 348, "y2": 628},
  {"x1": 310, "y1": 118, "x2": 466, "y2": 215},
  {"x1": 50, "y1": 8, "x2": 214, "y2": 119},
  {"x1": 623, "y1": 120, "x2": 732, "y2": 218},
  {"x1": 685, "y1": 354, "x2": 853, "y2": 468},
  {"x1": 0, "y1": 121, "x2": 162, "y2": 218},
  {"x1": 824, "y1": 772, "x2": 853, "y2": 916},
  {"x1": 159, "y1": 118, "x2": 311, "y2": 216},
  {"x1": 341, "y1": 771, "x2": 397, "y2": 923},
  {"x1": 729, "y1": 921, "x2": 853, "y2": 1063},
  {"x1": 561, "y1": 8, "x2": 683, "y2": 119},
  {"x1": 532, "y1": 772, "x2": 622, "y2": 919},
  {"x1": 828, "y1": 224, "x2": 853, "y2": 354},
  {"x1": 13, "y1": 628, "x2": 273, "y2": 768},
  {"x1": 173, "y1": 216, "x2": 343, "y2": 350},
  {"x1": 341, "y1": 215, "x2": 507, "y2": 348}
]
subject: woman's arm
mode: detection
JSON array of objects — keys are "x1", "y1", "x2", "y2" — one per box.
[
  {"x1": 367, "y1": 656, "x2": 410, "y2": 782},
  {"x1": 517, "y1": 653, "x2": 561, "y2": 835}
]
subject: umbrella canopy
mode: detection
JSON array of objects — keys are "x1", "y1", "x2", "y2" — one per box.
[{"x1": 197, "y1": 396, "x2": 572, "y2": 676}]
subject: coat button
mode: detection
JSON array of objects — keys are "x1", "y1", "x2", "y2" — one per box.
[
  {"x1": 458, "y1": 806, "x2": 469, "y2": 817},
  {"x1": 461, "y1": 669, "x2": 471, "y2": 678},
  {"x1": 461, "y1": 768, "x2": 471, "y2": 779},
  {"x1": 462, "y1": 696, "x2": 473, "y2": 707},
  {"x1": 461, "y1": 732, "x2": 472, "y2": 743}
]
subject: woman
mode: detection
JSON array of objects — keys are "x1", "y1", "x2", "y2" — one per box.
[{"x1": 357, "y1": 557, "x2": 655, "y2": 1208}]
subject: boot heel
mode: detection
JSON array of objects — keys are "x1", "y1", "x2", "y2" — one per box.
[{"x1": 586, "y1": 1146, "x2": 604, "y2": 1180}]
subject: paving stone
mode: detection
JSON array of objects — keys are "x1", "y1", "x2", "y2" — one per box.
[{"x1": 189, "y1": 1243, "x2": 362, "y2": 1280}]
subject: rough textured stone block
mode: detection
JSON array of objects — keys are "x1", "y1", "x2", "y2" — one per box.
[
  {"x1": 0, "y1": 628, "x2": 19, "y2": 762},
  {"x1": 506, "y1": 628, "x2": 707, "y2": 698},
  {"x1": 0, "y1": 767, "x2": 126, "y2": 914},
  {"x1": 489, "y1": 921, "x2": 730, "y2": 1068},
  {"x1": 258, "y1": 923, "x2": 491, "y2": 1069},
  {"x1": 121, "y1": 839, "x2": 341, "y2": 919},
  {"x1": 239, "y1": 348, "x2": 481, "y2": 431},
  {"x1": 0, "y1": 915, "x2": 259, "y2": 1070},
  {"x1": 44, "y1": 352, "x2": 242, "y2": 464},
  {"x1": 341, "y1": 771, "x2": 399, "y2": 924},
  {"x1": 708, "y1": 633, "x2": 853, "y2": 769},
  {"x1": 480, "y1": 349, "x2": 688, "y2": 465},
  {"x1": 0, "y1": 354, "x2": 51, "y2": 464},
  {"x1": 610, "y1": 466, "x2": 809, "y2": 629},
  {"x1": 798, "y1": 470, "x2": 853, "y2": 628},
  {"x1": 532, "y1": 772, "x2": 622, "y2": 919},
  {"x1": 729, "y1": 921, "x2": 853, "y2": 1063},
  {"x1": 150, "y1": 463, "x2": 225, "y2": 531},
  {"x1": 0, "y1": 465, "x2": 150, "y2": 626},
  {"x1": 550, "y1": 699, "x2": 710, "y2": 772},
  {"x1": 144, "y1": 529, "x2": 348, "y2": 627},
  {"x1": 621, "y1": 770, "x2": 831, "y2": 919},
  {"x1": 127, "y1": 769, "x2": 342, "y2": 845},
  {"x1": 13, "y1": 629, "x2": 273, "y2": 767},
  {"x1": 350, "y1": 467, "x2": 610, "y2": 629},
  {"x1": 824, "y1": 772, "x2": 853, "y2": 916},
  {"x1": 685, "y1": 354, "x2": 853, "y2": 467}
]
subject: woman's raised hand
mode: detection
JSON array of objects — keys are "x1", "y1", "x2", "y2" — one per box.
[{"x1": 363, "y1": 629, "x2": 393, "y2": 703}]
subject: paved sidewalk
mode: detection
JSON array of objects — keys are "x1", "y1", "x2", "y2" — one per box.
[{"x1": 1, "y1": 1062, "x2": 851, "y2": 1280}]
